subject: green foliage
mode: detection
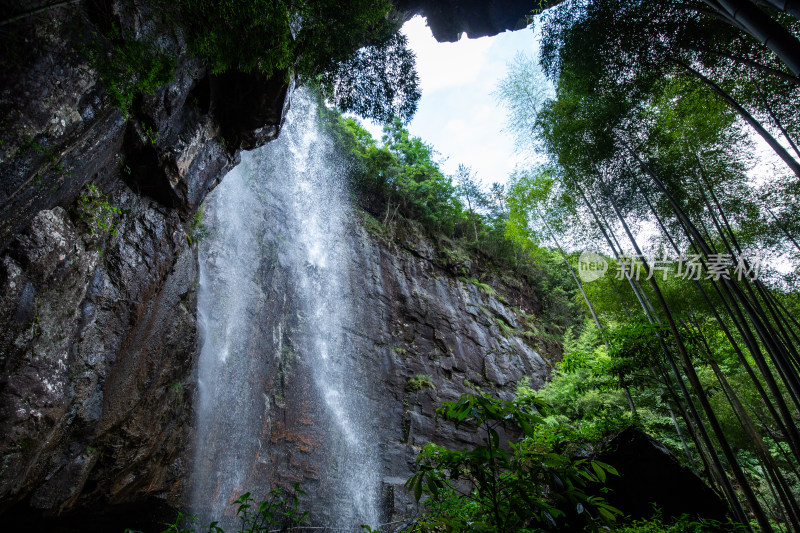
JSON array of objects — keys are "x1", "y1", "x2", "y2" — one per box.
[
  {"x1": 169, "y1": 382, "x2": 184, "y2": 407},
  {"x1": 76, "y1": 184, "x2": 124, "y2": 236},
  {"x1": 178, "y1": 0, "x2": 416, "y2": 120},
  {"x1": 17, "y1": 135, "x2": 45, "y2": 158},
  {"x1": 405, "y1": 392, "x2": 621, "y2": 532},
  {"x1": 460, "y1": 277, "x2": 497, "y2": 296},
  {"x1": 608, "y1": 511, "x2": 748, "y2": 533},
  {"x1": 143, "y1": 124, "x2": 160, "y2": 145},
  {"x1": 455, "y1": 164, "x2": 487, "y2": 241},
  {"x1": 497, "y1": 2, "x2": 800, "y2": 528},
  {"x1": 179, "y1": 0, "x2": 295, "y2": 76},
  {"x1": 518, "y1": 321, "x2": 684, "y2": 463},
  {"x1": 516, "y1": 341, "x2": 635, "y2": 458},
  {"x1": 155, "y1": 484, "x2": 309, "y2": 533},
  {"x1": 494, "y1": 51, "x2": 552, "y2": 153},
  {"x1": 187, "y1": 208, "x2": 209, "y2": 244},
  {"x1": 229, "y1": 488, "x2": 309, "y2": 533},
  {"x1": 324, "y1": 110, "x2": 465, "y2": 235},
  {"x1": 319, "y1": 32, "x2": 421, "y2": 123},
  {"x1": 380, "y1": 117, "x2": 464, "y2": 234},
  {"x1": 320, "y1": 107, "x2": 581, "y2": 329},
  {"x1": 85, "y1": 25, "x2": 175, "y2": 115},
  {"x1": 407, "y1": 374, "x2": 434, "y2": 392}
]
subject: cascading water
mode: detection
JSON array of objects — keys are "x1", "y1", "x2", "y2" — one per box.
[{"x1": 192, "y1": 90, "x2": 381, "y2": 529}]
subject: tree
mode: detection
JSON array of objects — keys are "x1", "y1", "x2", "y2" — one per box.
[
  {"x1": 494, "y1": 3, "x2": 800, "y2": 527},
  {"x1": 319, "y1": 32, "x2": 421, "y2": 124},
  {"x1": 494, "y1": 51, "x2": 553, "y2": 153},
  {"x1": 180, "y1": 0, "x2": 421, "y2": 124},
  {"x1": 536, "y1": 0, "x2": 800, "y2": 176},
  {"x1": 505, "y1": 168, "x2": 605, "y2": 334},
  {"x1": 454, "y1": 164, "x2": 486, "y2": 241}
]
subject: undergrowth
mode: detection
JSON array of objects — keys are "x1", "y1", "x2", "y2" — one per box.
[
  {"x1": 84, "y1": 24, "x2": 175, "y2": 116},
  {"x1": 76, "y1": 184, "x2": 124, "y2": 236}
]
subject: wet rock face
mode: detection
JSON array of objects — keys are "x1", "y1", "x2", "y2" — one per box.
[
  {"x1": 236, "y1": 209, "x2": 558, "y2": 524},
  {"x1": 0, "y1": 182, "x2": 198, "y2": 518},
  {"x1": 0, "y1": 2, "x2": 289, "y2": 520},
  {"x1": 0, "y1": 1, "x2": 290, "y2": 249},
  {"x1": 0, "y1": 194, "x2": 556, "y2": 527},
  {"x1": 347, "y1": 220, "x2": 557, "y2": 520}
]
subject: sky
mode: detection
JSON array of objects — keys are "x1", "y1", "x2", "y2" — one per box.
[
  {"x1": 353, "y1": 17, "x2": 797, "y2": 278},
  {"x1": 359, "y1": 16, "x2": 540, "y2": 186}
]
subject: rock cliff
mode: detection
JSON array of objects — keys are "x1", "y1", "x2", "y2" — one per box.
[
  {"x1": 187, "y1": 104, "x2": 559, "y2": 528},
  {"x1": 0, "y1": 192, "x2": 557, "y2": 530},
  {"x1": 0, "y1": 0, "x2": 555, "y2": 528},
  {"x1": 0, "y1": 1, "x2": 288, "y2": 524},
  {"x1": 347, "y1": 214, "x2": 557, "y2": 522}
]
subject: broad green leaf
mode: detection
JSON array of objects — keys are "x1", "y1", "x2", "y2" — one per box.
[
  {"x1": 591, "y1": 461, "x2": 606, "y2": 483},
  {"x1": 594, "y1": 460, "x2": 618, "y2": 476}
]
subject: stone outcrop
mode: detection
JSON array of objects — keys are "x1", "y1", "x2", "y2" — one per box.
[
  {"x1": 395, "y1": 0, "x2": 557, "y2": 41},
  {"x1": 0, "y1": 2, "x2": 291, "y2": 250},
  {"x1": 0, "y1": 1, "x2": 289, "y2": 523},
  {"x1": 0, "y1": 182, "x2": 198, "y2": 523},
  {"x1": 0, "y1": 198, "x2": 556, "y2": 531},
  {"x1": 596, "y1": 427, "x2": 729, "y2": 522}
]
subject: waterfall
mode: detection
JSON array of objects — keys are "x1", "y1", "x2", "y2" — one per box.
[{"x1": 192, "y1": 90, "x2": 381, "y2": 529}]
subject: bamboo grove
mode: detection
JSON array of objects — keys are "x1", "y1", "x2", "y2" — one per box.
[{"x1": 494, "y1": 0, "x2": 800, "y2": 530}]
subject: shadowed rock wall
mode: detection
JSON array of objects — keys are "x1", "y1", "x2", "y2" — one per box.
[
  {"x1": 0, "y1": 0, "x2": 290, "y2": 521},
  {"x1": 395, "y1": 0, "x2": 556, "y2": 41}
]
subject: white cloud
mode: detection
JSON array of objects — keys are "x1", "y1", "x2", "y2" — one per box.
[
  {"x1": 352, "y1": 18, "x2": 541, "y2": 185},
  {"x1": 403, "y1": 16, "x2": 494, "y2": 94},
  {"x1": 401, "y1": 18, "x2": 539, "y2": 183}
]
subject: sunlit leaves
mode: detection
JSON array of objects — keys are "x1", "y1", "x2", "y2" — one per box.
[{"x1": 494, "y1": 52, "x2": 553, "y2": 153}]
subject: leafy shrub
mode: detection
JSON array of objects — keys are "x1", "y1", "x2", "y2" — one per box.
[
  {"x1": 609, "y1": 510, "x2": 749, "y2": 532},
  {"x1": 76, "y1": 184, "x2": 124, "y2": 236},
  {"x1": 85, "y1": 25, "x2": 175, "y2": 115},
  {"x1": 460, "y1": 277, "x2": 497, "y2": 296},
  {"x1": 514, "y1": 321, "x2": 677, "y2": 458},
  {"x1": 179, "y1": 0, "x2": 295, "y2": 77},
  {"x1": 132, "y1": 484, "x2": 309, "y2": 533},
  {"x1": 405, "y1": 393, "x2": 621, "y2": 532},
  {"x1": 407, "y1": 374, "x2": 434, "y2": 392},
  {"x1": 187, "y1": 207, "x2": 209, "y2": 244}
]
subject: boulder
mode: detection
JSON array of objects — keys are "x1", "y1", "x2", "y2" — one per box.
[{"x1": 597, "y1": 427, "x2": 729, "y2": 522}]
